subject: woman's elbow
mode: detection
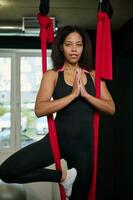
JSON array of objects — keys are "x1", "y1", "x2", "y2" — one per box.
[
  {"x1": 34, "y1": 106, "x2": 45, "y2": 118},
  {"x1": 34, "y1": 100, "x2": 52, "y2": 117},
  {"x1": 34, "y1": 108, "x2": 41, "y2": 118},
  {"x1": 110, "y1": 102, "x2": 116, "y2": 116}
]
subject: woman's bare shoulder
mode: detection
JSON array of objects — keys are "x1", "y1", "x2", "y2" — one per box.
[
  {"x1": 43, "y1": 69, "x2": 57, "y2": 76},
  {"x1": 89, "y1": 70, "x2": 105, "y2": 84},
  {"x1": 89, "y1": 69, "x2": 95, "y2": 77},
  {"x1": 42, "y1": 69, "x2": 58, "y2": 80},
  {"x1": 88, "y1": 69, "x2": 95, "y2": 83},
  {"x1": 41, "y1": 69, "x2": 58, "y2": 87}
]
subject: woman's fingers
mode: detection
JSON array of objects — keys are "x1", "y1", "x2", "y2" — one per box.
[
  {"x1": 76, "y1": 68, "x2": 81, "y2": 84},
  {"x1": 71, "y1": 70, "x2": 80, "y2": 97}
]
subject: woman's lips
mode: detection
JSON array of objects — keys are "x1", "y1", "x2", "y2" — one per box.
[{"x1": 70, "y1": 54, "x2": 78, "y2": 58}]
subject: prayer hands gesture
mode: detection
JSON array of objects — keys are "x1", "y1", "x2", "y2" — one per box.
[{"x1": 72, "y1": 68, "x2": 88, "y2": 98}]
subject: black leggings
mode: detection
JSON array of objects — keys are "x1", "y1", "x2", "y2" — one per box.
[{"x1": 0, "y1": 134, "x2": 93, "y2": 200}]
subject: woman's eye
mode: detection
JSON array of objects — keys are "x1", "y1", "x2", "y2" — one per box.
[
  {"x1": 65, "y1": 43, "x2": 71, "y2": 46},
  {"x1": 64, "y1": 43, "x2": 83, "y2": 47},
  {"x1": 77, "y1": 43, "x2": 83, "y2": 46}
]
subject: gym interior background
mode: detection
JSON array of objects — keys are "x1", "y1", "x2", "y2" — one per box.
[{"x1": 0, "y1": 0, "x2": 133, "y2": 199}]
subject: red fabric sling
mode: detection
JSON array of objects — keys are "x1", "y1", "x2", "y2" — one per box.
[
  {"x1": 88, "y1": 11, "x2": 112, "y2": 200},
  {"x1": 37, "y1": 14, "x2": 66, "y2": 200},
  {"x1": 38, "y1": 10, "x2": 112, "y2": 200}
]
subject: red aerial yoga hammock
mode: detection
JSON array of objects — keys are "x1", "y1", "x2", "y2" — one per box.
[
  {"x1": 37, "y1": 0, "x2": 113, "y2": 200},
  {"x1": 37, "y1": 13, "x2": 66, "y2": 200},
  {"x1": 88, "y1": 8, "x2": 113, "y2": 200}
]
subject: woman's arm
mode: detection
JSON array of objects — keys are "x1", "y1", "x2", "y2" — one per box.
[
  {"x1": 80, "y1": 70, "x2": 115, "y2": 115},
  {"x1": 34, "y1": 70, "x2": 80, "y2": 117}
]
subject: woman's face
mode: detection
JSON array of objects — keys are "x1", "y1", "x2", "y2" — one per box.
[{"x1": 62, "y1": 32, "x2": 83, "y2": 65}]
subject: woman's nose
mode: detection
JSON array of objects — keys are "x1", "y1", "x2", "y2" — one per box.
[{"x1": 71, "y1": 44, "x2": 77, "y2": 51}]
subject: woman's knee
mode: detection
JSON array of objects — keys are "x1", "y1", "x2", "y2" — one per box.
[{"x1": 0, "y1": 162, "x2": 16, "y2": 183}]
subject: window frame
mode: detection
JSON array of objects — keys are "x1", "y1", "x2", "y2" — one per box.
[{"x1": 0, "y1": 49, "x2": 51, "y2": 155}]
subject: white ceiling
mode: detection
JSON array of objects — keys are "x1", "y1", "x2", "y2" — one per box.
[{"x1": 0, "y1": 0, "x2": 132, "y2": 30}]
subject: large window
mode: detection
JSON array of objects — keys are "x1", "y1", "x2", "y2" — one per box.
[
  {"x1": 0, "y1": 50, "x2": 52, "y2": 151},
  {"x1": 0, "y1": 57, "x2": 11, "y2": 148},
  {"x1": 20, "y1": 56, "x2": 48, "y2": 147}
]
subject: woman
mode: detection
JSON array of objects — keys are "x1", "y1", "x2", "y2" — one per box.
[{"x1": 0, "y1": 26, "x2": 115, "y2": 200}]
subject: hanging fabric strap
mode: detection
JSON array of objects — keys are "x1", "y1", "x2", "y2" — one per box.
[
  {"x1": 37, "y1": 13, "x2": 66, "y2": 200},
  {"x1": 37, "y1": 14, "x2": 54, "y2": 73},
  {"x1": 88, "y1": 11, "x2": 112, "y2": 200}
]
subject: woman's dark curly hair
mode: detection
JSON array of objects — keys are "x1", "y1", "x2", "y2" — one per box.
[{"x1": 51, "y1": 25, "x2": 93, "y2": 71}]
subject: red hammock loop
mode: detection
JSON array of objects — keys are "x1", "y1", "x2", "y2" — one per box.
[
  {"x1": 37, "y1": 14, "x2": 54, "y2": 43},
  {"x1": 88, "y1": 11, "x2": 112, "y2": 200},
  {"x1": 97, "y1": 11, "x2": 107, "y2": 21},
  {"x1": 37, "y1": 13, "x2": 66, "y2": 200}
]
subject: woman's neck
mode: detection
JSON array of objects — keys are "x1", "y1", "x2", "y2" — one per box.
[{"x1": 63, "y1": 62, "x2": 80, "y2": 72}]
